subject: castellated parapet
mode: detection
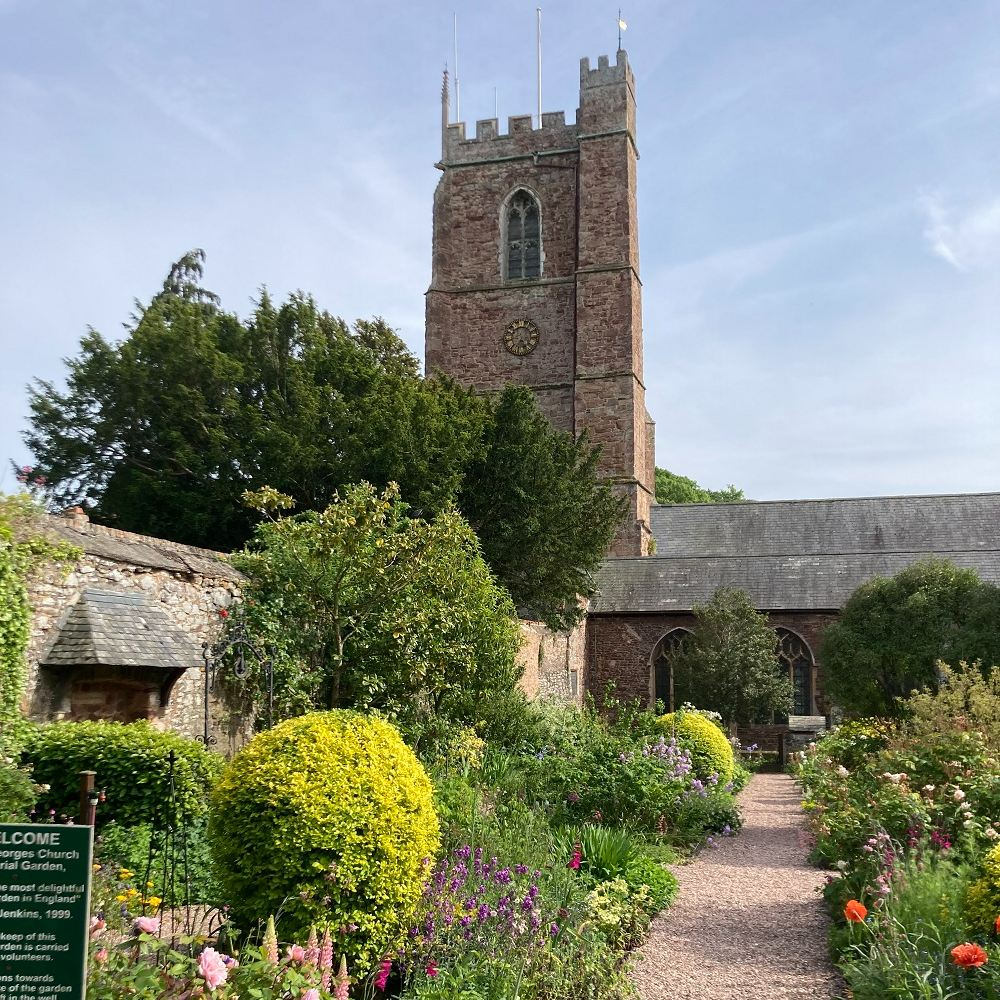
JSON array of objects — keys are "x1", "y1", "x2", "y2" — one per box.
[{"x1": 441, "y1": 51, "x2": 636, "y2": 166}]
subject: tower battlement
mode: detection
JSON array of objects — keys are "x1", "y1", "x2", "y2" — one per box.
[
  {"x1": 441, "y1": 52, "x2": 632, "y2": 166},
  {"x1": 580, "y1": 49, "x2": 633, "y2": 90}
]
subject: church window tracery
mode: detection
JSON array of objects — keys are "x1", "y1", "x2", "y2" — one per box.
[
  {"x1": 504, "y1": 190, "x2": 542, "y2": 280},
  {"x1": 650, "y1": 628, "x2": 693, "y2": 711},
  {"x1": 775, "y1": 627, "x2": 814, "y2": 717}
]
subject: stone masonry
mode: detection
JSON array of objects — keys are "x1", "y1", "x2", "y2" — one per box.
[{"x1": 425, "y1": 51, "x2": 655, "y2": 555}]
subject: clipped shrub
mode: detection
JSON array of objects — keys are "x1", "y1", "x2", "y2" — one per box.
[
  {"x1": 966, "y1": 843, "x2": 1000, "y2": 934},
  {"x1": 623, "y1": 854, "x2": 679, "y2": 913},
  {"x1": 23, "y1": 721, "x2": 222, "y2": 827},
  {"x1": 657, "y1": 711, "x2": 735, "y2": 783},
  {"x1": 208, "y1": 711, "x2": 440, "y2": 968}
]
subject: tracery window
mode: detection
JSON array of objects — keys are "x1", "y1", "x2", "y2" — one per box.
[
  {"x1": 650, "y1": 628, "x2": 693, "y2": 711},
  {"x1": 505, "y1": 190, "x2": 541, "y2": 280},
  {"x1": 775, "y1": 627, "x2": 813, "y2": 717}
]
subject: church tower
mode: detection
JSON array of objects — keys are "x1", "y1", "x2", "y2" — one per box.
[{"x1": 425, "y1": 50, "x2": 655, "y2": 556}]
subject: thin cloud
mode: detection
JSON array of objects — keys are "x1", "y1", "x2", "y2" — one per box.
[{"x1": 920, "y1": 192, "x2": 1000, "y2": 272}]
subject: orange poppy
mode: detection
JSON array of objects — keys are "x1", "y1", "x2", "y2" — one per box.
[
  {"x1": 844, "y1": 899, "x2": 868, "y2": 923},
  {"x1": 994, "y1": 914, "x2": 1000, "y2": 936},
  {"x1": 951, "y1": 943, "x2": 989, "y2": 969}
]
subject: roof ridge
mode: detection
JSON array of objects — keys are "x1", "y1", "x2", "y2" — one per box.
[
  {"x1": 604, "y1": 548, "x2": 1000, "y2": 564},
  {"x1": 652, "y1": 490, "x2": 1000, "y2": 509}
]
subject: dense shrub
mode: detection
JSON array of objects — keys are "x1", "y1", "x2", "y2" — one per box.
[
  {"x1": 24, "y1": 721, "x2": 222, "y2": 827},
  {"x1": 623, "y1": 854, "x2": 679, "y2": 912},
  {"x1": 96, "y1": 819, "x2": 220, "y2": 906},
  {"x1": 0, "y1": 759, "x2": 38, "y2": 822},
  {"x1": 966, "y1": 844, "x2": 1000, "y2": 934},
  {"x1": 657, "y1": 710, "x2": 735, "y2": 783},
  {"x1": 209, "y1": 711, "x2": 439, "y2": 967}
]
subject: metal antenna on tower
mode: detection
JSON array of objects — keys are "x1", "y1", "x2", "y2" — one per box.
[
  {"x1": 536, "y1": 7, "x2": 542, "y2": 128},
  {"x1": 453, "y1": 12, "x2": 460, "y2": 123}
]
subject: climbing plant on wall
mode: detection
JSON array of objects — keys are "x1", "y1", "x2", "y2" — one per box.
[{"x1": 0, "y1": 494, "x2": 80, "y2": 752}]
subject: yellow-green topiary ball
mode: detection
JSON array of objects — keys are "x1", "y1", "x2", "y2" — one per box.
[
  {"x1": 966, "y1": 843, "x2": 1000, "y2": 934},
  {"x1": 208, "y1": 711, "x2": 439, "y2": 968},
  {"x1": 657, "y1": 711, "x2": 735, "y2": 784}
]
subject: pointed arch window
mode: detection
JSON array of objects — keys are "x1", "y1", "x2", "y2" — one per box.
[
  {"x1": 775, "y1": 627, "x2": 814, "y2": 717},
  {"x1": 505, "y1": 190, "x2": 541, "y2": 280},
  {"x1": 650, "y1": 628, "x2": 693, "y2": 711}
]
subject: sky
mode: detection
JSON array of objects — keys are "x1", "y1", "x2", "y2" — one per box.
[{"x1": 1, "y1": 0, "x2": 998, "y2": 501}]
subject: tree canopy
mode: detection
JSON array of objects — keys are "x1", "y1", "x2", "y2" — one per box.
[
  {"x1": 821, "y1": 559, "x2": 1000, "y2": 718},
  {"x1": 229, "y1": 483, "x2": 521, "y2": 729},
  {"x1": 671, "y1": 587, "x2": 792, "y2": 726},
  {"x1": 24, "y1": 251, "x2": 623, "y2": 626},
  {"x1": 654, "y1": 468, "x2": 745, "y2": 505}
]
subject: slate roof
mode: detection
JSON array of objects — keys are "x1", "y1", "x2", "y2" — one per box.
[
  {"x1": 40, "y1": 588, "x2": 203, "y2": 670},
  {"x1": 44, "y1": 517, "x2": 242, "y2": 581},
  {"x1": 593, "y1": 493, "x2": 1000, "y2": 614}
]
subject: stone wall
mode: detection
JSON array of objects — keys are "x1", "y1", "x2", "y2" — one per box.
[
  {"x1": 516, "y1": 619, "x2": 587, "y2": 706},
  {"x1": 24, "y1": 512, "x2": 241, "y2": 750},
  {"x1": 425, "y1": 50, "x2": 654, "y2": 556}
]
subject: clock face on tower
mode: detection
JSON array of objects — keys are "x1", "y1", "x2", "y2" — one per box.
[{"x1": 503, "y1": 318, "x2": 540, "y2": 356}]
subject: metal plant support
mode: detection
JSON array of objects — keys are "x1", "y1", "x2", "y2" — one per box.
[{"x1": 200, "y1": 620, "x2": 275, "y2": 745}]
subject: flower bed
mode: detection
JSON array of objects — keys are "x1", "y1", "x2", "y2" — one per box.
[{"x1": 796, "y1": 664, "x2": 1000, "y2": 997}]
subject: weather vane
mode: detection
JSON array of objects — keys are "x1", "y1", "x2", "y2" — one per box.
[{"x1": 618, "y1": 8, "x2": 627, "y2": 50}]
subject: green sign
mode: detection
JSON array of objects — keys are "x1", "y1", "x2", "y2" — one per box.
[{"x1": 0, "y1": 824, "x2": 93, "y2": 999}]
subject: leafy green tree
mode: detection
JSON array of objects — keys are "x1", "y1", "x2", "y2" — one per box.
[
  {"x1": 24, "y1": 251, "x2": 483, "y2": 550},
  {"x1": 671, "y1": 587, "x2": 792, "y2": 726},
  {"x1": 655, "y1": 468, "x2": 745, "y2": 505},
  {"x1": 460, "y1": 387, "x2": 626, "y2": 629},
  {"x1": 227, "y1": 483, "x2": 521, "y2": 729},
  {"x1": 821, "y1": 560, "x2": 1000, "y2": 718},
  {"x1": 24, "y1": 252, "x2": 624, "y2": 625}
]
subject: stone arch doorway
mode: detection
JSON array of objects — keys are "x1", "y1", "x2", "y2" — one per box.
[
  {"x1": 775, "y1": 626, "x2": 815, "y2": 717},
  {"x1": 649, "y1": 628, "x2": 693, "y2": 711}
]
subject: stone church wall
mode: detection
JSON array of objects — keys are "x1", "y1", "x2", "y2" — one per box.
[
  {"x1": 585, "y1": 610, "x2": 838, "y2": 736},
  {"x1": 516, "y1": 619, "x2": 587, "y2": 707}
]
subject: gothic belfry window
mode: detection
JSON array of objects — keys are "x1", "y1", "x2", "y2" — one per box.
[{"x1": 505, "y1": 190, "x2": 541, "y2": 280}]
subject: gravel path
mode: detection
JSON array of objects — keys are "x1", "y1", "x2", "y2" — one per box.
[{"x1": 632, "y1": 772, "x2": 844, "y2": 1000}]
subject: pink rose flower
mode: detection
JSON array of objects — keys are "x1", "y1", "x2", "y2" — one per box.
[
  {"x1": 286, "y1": 944, "x2": 306, "y2": 962},
  {"x1": 198, "y1": 947, "x2": 229, "y2": 991},
  {"x1": 134, "y1": 916, "x2": 160, "y2": 935},
  {"x1": 94, "y1": 947, "x2": 108, "y2": 964},
  {"x1": 90, "y1": 915, "x2": 106, "y2": 934},
  {"x1": 302, "y1": 991, "x2": 320, "y2": 1000}
]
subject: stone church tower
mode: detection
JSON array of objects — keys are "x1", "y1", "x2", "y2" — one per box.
[{"x1": 425, "y1": 50, "x2": 655, "y2": 556}]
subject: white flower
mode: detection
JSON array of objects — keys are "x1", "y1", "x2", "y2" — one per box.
[
  {"x1": 923, "y1": 784, "x2": 935, "y2": 793},
  {"x1": 953, "y1": 788, "x2": 966, "y2": 802},
  {"x1": 836, "y1": 765, "x2": 850, "y2": 778},
  {"x1": 835, "y1": 860, "x2": 848, "y2": 871},
  {"x1": 963, "y1": 819, "x2": 974, "y2": 829},
  {"x1": 883, "y1": 772, "x2": 905, "y2": 784},
  {"x1": 984, "y1": 828, "x2": 999, "y2": 840}
]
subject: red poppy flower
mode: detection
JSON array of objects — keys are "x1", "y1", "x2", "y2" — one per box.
[
  {"x1": 951, "y1": 943, "x2": 988, "y2": 969},
  {"x1": 844, "y1": 899, "x2": 868, "y2": 923},
  {"x1": 994, "y1": 914, "x2": 1000, "y2": 936}
]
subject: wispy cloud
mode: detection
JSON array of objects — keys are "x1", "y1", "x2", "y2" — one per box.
[{"x1": 920, "y1": 192, "x2": 1000, "y2": 271}]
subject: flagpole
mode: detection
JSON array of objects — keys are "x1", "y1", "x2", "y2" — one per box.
[
  {"x1": 536, "y1": 8, "x2": 542, "y2": 128},
  {"x1": 453, "y1": 12, "x2": 460, "y2": 123}
]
